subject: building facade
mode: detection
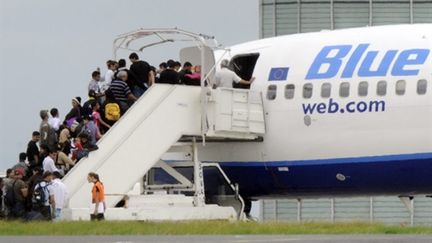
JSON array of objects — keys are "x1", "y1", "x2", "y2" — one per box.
[{"x1": 260, "y1": 0, "x2": 432, "y2": 38}]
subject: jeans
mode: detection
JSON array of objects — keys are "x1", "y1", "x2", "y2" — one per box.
[
  {"x1": 39, "y1": 205, "x2": 52, "y2": 221},
  {"x1": 118, "y1": 101, "x2": 130, "y2": 114},
  {"x1": 10, "y1": 201, "x2": 26, "y2": 219},
  {"x1": 132, "y1": 85, "x2": 146, "y2": 98},
  {"x1": 53, "y1": 208, "x2": 62, "y2": 221}
]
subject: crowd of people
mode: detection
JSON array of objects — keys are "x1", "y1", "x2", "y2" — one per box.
[{"x1": 0, "y1": 52, "x2": 255, "y2": 221}]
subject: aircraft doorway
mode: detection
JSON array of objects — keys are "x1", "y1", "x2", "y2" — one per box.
[{"x1": 230, "y1": 53, "x2": 260, "y2": 89}]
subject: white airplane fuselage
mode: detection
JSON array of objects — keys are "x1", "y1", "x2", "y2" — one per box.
[{"x1": 198, "y1": 24, "x2": 432, "y2": 199}]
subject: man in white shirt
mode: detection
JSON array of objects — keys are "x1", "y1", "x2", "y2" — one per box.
[
  {"x1": 48, "y1": 108, "x2": 61, "y2": 131},
  {"x1": 42, "y1": 149, "x2": 59, "y2": 173},
  {"x1": 99, "y1": 60, "x2": 118, "y2": 92},
  {"x1": 51, "y1": 171, "x2": 68, "y2": 221},
  {"x1": 214, "y1": 59, "x2": 255, "y2": 88},
  {"x1": 88, "y1": 71, "x2": 101, "y2": 93}
]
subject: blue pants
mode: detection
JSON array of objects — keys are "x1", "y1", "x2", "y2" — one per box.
[
  {"x1": 132, "y1": 86, "x2": 146, "y2": 98},
  {"x1": 10, "y1": 201, "x2": 26, "y2": 219}
]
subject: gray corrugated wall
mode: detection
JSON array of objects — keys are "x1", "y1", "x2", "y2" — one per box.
[
  {"x1": 260, "y1": 0, "x2": 432, "y2": 37},
  {"x1": 413, "y1": 2, "x2": 432, "y2": 23},
  {"x1": 262, "y1": 196, "x2": 432, "y2": 225},
  {"x1": 414, "y1": 197, "x2": 432, "y2": 225},
  {"x1": 334, "y1": 198, "x2": 370, "y2": 222},
  {"x1": 299, "y1": 0, "x2": 332, "y2": 33},
  {"x1": 262, "y1": 0, "x2": 276, "y2": 38},
  {"x1": 334, "y1": 2, "x2": 369, "y2": 29},
  {"x1": 276, "y1": 2, "x2": 298, "y2": 35},
  {"x1": 372, "y1": 1, "x2": 410, "y2": 25}
]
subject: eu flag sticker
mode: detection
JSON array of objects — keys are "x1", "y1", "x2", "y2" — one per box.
[{"x1": 268, "y1": 67, "x2": 289, "y2": 81}]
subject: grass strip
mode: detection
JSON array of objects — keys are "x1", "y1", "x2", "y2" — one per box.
[{"x1": 1, "y1": 221, "x2": 432, "y2": 235}]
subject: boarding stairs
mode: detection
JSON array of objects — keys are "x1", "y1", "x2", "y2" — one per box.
[{"x1": 62, "y1": 84, "x2": 265, "y2": 220}]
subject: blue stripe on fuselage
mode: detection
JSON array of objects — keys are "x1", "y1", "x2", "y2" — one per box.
[
  {"x1": 215, "y1": 152, "x2": 432, "y2": 198},
  {"x1": 217, "y1": 152, "x2": 432, "y2": 167}
]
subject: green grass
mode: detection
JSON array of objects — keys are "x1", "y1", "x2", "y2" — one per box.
[{"x1": 1, "y1": 221, "x2": 432, "y2": 235}]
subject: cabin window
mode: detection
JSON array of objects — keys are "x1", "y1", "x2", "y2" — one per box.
[
  {"x1": 267, "y1": 85, "x2": 277, "y2": 100},
  {"x1": 395, "y1": 80, "x2": 406, "y2": 96},
  {"x1": 303, "y1": 83, "x2": 313, "y2": 99},
  {"x1": 285, "y1": 84, "x2": 295, "y2": 99},
  {"x1": 321, "y1": 83, "x2": 331, "y2": 98},
  {"x1": 339, "y1": 82, "x2": 350, "y2": 97},
  {"x1": 377, "y1": 81, "x2": 387, "y2": 96},
  {"x1": 358, "y1": 81, "x2": 368, "y2": 97},
  {"x1": 417, "y1": 79, "x2": 427, "y2": 95}
]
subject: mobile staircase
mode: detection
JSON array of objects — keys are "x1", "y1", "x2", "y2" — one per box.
[{"x1": 61, "y1": 29, "x2": 265, "y2": 221}]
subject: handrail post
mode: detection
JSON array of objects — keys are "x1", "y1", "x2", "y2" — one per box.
[
  {"x1": 200, "y1": 40, "x2": 208, "y2": 144},
  {"x1": 193, "y1": 137, "x2": 205, "y2": 207}
]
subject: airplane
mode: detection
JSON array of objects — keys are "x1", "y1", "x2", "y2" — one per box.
[
  {"x1": 203, "y1": 23, "x2": 432, "y2": 201},
  {"x1": 62, "y1": 24, "x2": 432, "y2": 219}
]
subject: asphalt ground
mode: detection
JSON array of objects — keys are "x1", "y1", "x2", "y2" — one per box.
[{"x1": 0, "y1": 235, "x2": 432, "y2": 243}]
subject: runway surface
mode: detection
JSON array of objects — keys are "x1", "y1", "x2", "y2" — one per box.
[{"x1": 1, "y1": 235, "x2": 432, "y2": 243}]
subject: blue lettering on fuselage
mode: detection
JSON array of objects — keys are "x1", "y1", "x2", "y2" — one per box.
[{"x1": 305, "y1": 44, "x2": 430, "y2": 80}]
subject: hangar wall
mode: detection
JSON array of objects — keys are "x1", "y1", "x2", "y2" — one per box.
[
  {"x1": 260, "y1": 0, "x2": 432, "y2": 38},
  {"x1": 260, "y1": 196, "x2": 432, "y2": 225}
]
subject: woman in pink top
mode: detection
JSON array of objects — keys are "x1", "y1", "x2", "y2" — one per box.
[
  {"x1": 91, "y1": 101, "x2": 111, "y2": 135},
  {"x1": 185, "y1": 65, "x2": 201, "y2": 80}
]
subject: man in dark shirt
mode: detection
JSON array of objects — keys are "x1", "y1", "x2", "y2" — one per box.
[
  {"x1": 27, "y1": 131, "x2": 41, "y2": 170},
  {"x1": 178, "y1": 62, "x2": 193, "y2": 85},
  {"x1": 7, "y1": 168, "x2": 28, "y2": 219},
  {"x1": 12, "y1": 153, "x2": 29, "y2": 180},
  {"x1": 159, "y1": 60, "x2": 180, "y2": 84},
  {"x1": 40, "y1": 110, "x2": 57, "y2": 148},
  {"x1": 116, "y1": 59, "x2": 144, "y2": 98},
  {"x1": 174, "y1": 61, "x2": 181, "y2": 72},
  {"x1": 129, "y1": 53, "x2": 154, "y2": 93},
  {"x1": 82, "y1": 90, "x2": 97, "y2": 116},
  {"x1": 110, "y1": 70, "x2": 138, "y2": 113}
]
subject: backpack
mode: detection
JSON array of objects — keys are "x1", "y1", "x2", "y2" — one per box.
[
  {"x1": 4, "y1": 181, "x2": 17, "y2": 207},
  {"x1": 105, "y1": 103, "x2": 121, "y2": 121},
  {"x1": 32, "y1": 182, "x2": 48, "y2": 208},
  {"x1": 82, "y1": 100, "x2": 94, "y2": 117}
]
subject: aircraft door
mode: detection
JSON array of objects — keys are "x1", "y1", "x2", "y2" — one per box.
[{"x1": 229, "y1": 53, "x2": 260, "y2": 89}]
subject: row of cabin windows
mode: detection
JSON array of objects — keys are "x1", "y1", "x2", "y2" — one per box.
[{"x1": 267, "y1": 80, "x2": 428, "y2": 100}]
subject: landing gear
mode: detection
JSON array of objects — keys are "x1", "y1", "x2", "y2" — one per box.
[
  {"x1": 244, "y1": 199, "x2": 252, "y2": 218},
  {"x1": 399, "y1": 196, "x2": 414, "y2": 226},
  {"x1": 243, "y1": 199, "x2": 258, "y2": 221}
]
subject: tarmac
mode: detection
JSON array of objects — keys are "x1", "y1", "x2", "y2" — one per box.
[{"x1": 1, "y1": 235, "x2": 432, "y2": 243}]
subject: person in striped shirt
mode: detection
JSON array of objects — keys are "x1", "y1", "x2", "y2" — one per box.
[{"x1": 109, "y1": 70, "x2": 137, "y2": 113}]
